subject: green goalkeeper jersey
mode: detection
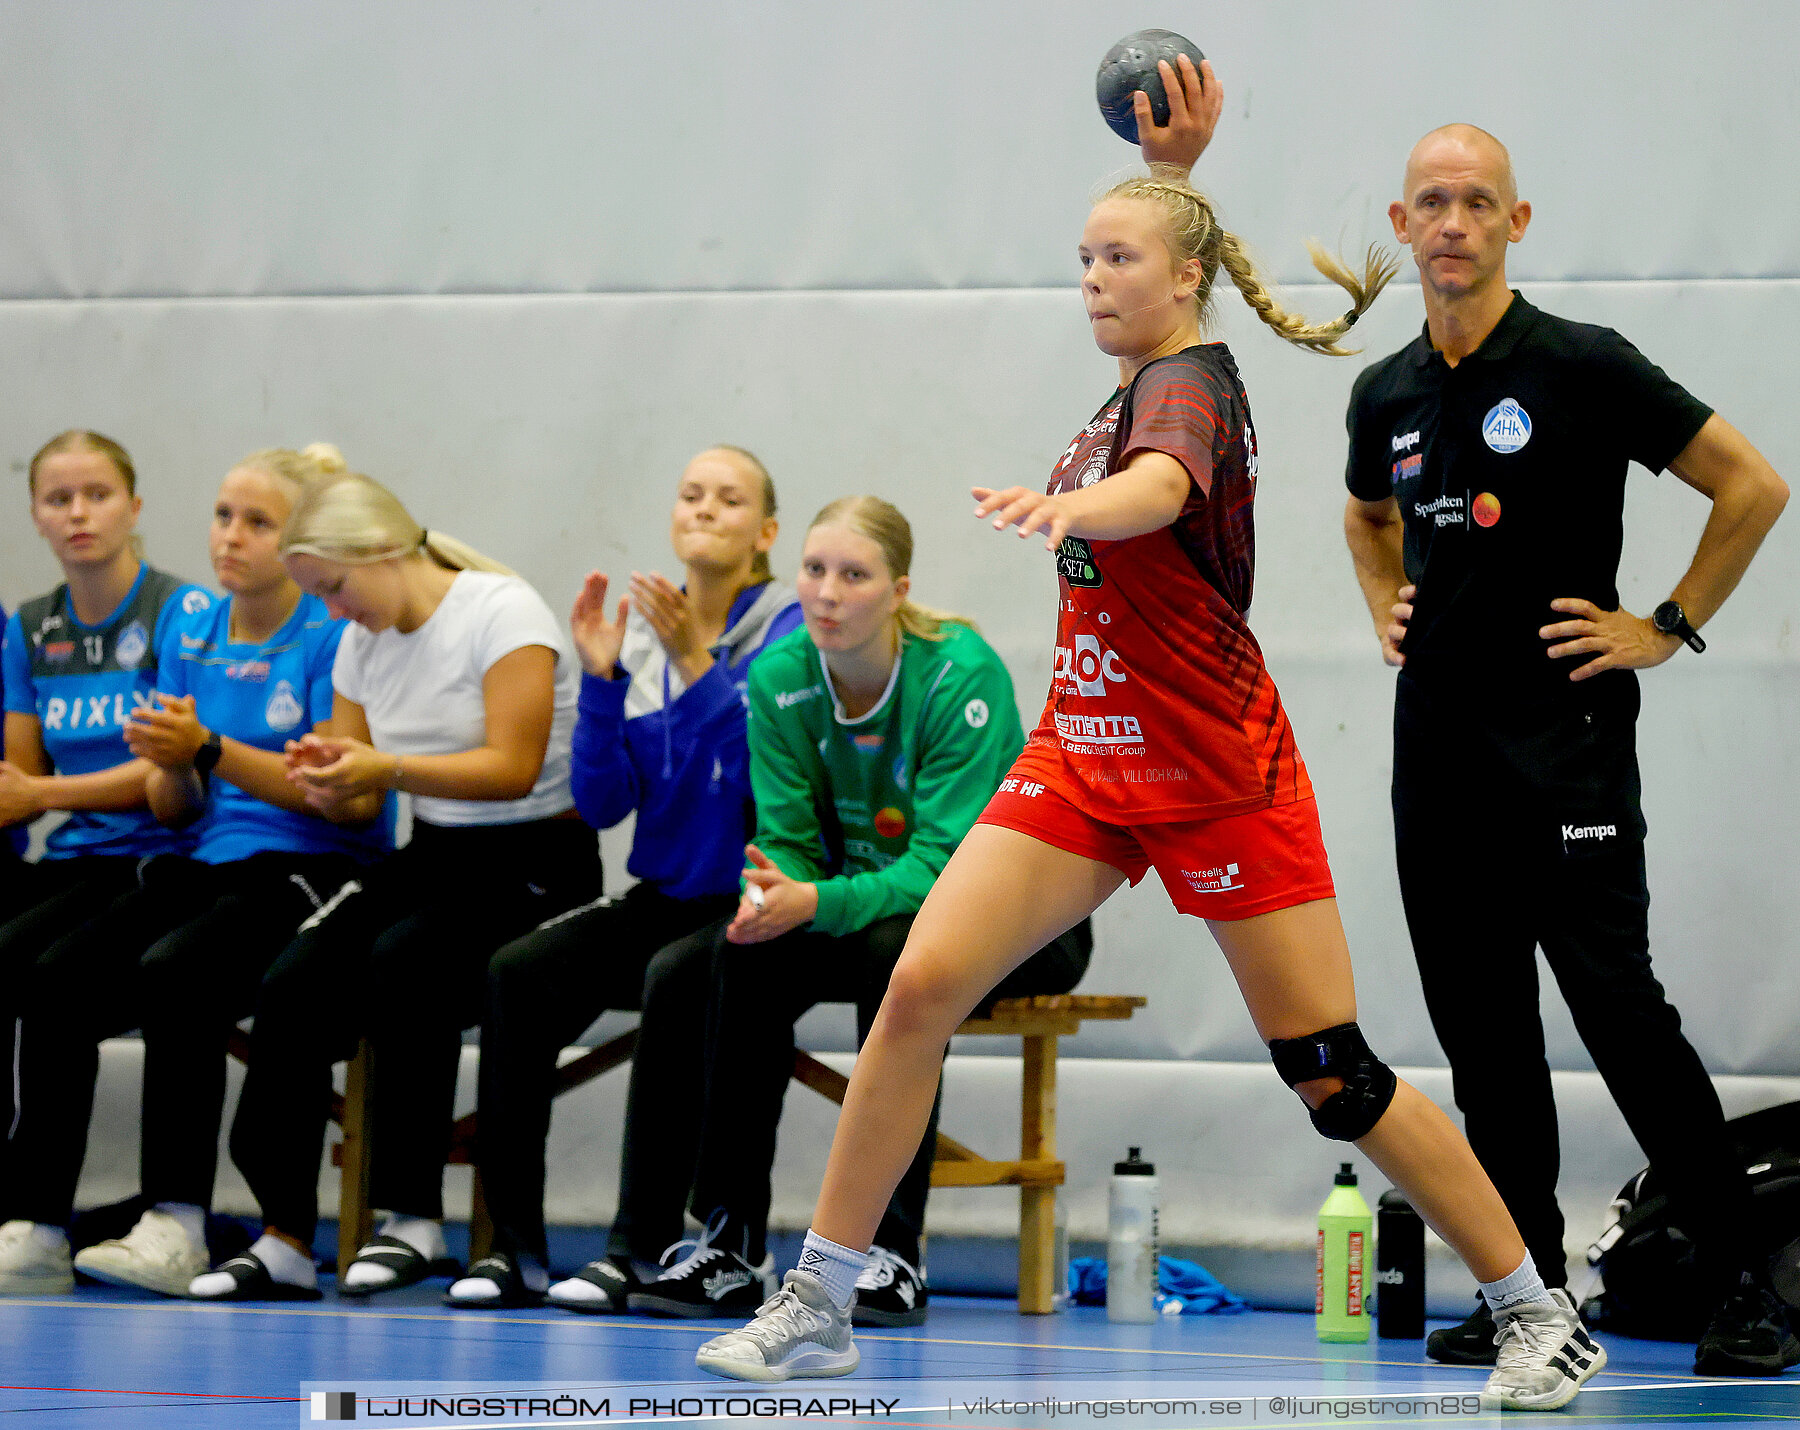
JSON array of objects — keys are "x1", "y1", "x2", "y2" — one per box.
[{"x1": 745, "y1": 622, "x2": 1025, "y2": 936}]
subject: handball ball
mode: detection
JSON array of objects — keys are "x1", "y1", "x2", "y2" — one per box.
[{"x1": 1096, "y1": 28, "x2": 1206, "y2": 143}]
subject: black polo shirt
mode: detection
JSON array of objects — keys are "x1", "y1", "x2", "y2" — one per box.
[{"x1": 1345, "y1": 293, "x2": 1711, "y2": 707}]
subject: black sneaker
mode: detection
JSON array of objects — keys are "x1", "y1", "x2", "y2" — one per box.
[
  {"x1": 628, "y1": 1228, "x2": 777, "y2": 1319},
  {"x1": 1695, "y1": 1276, "x2": 1800, "y2": 1377},
  {"x1": 1427, "y1": 1295, "x2": 1497, "y2": 1366},
  {"x1": 851, "y1": 1246, "x2": 928, "y2": 1327}
]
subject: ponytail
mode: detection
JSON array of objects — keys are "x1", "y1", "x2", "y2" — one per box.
[
  {"x1": 1101, "y1": 176, "x2": 1400, "y2": 357},
  {"x1": 281, "y1": 470, "x2": 515, "y2": 575}
]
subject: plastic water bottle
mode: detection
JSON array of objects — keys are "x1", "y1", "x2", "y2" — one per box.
[
  {"x1": 1051, "y1": 1196, "x2": 1071, "y2": 1311},
  {"x1": 1316, "y1": 1161, "x2": 1371, "y2": 1342},
  {"x1": 1107, "y1": 1147, "x2": 1158, "y2": 1323},
  {"x1": 1376, "y1": 1189, "x2": 1425, "y2": 1338}
]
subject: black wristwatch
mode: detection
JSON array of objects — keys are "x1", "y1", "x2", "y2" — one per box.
[
  {"x1": 193, "y1": 728, "x2": 224, "y2": 781},
  {"x1": 1651, "y1": 601, "x2": 1706, "y2": 654}
]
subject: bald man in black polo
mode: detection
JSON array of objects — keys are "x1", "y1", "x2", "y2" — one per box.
[{"x1": 1343, "y1": 124, "x2": 1794, "y2": 1378}]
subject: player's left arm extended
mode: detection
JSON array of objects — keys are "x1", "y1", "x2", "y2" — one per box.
[
  {"x1": 1542, "y1": 414, "x2": 1789, "y2": 678},
  {"x1": 973, "y1": 451, "x2": 1191, "y2": 550}
]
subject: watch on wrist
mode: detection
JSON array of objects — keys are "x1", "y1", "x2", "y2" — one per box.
[
  {"x1": 1651, "y1": 600, "x2": 1706, "y2": 654},
  {"x1": 193, "y1": 728, "x2": 224, "y2": 780}
]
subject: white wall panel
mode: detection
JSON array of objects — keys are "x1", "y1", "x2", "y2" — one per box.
[
  {"x1": 79, "y1": 1042, "x2": 1800, "y2": 1278},
  {"x1": 26, "y1": 4, "x2": 1797, "y2": 1285},
  {"x1": 3, "y1": 279, "x2": 1793, "y2": 1071},
  {"x1": 3, "y1": 1, "x2": 1797, "y2": 300}
]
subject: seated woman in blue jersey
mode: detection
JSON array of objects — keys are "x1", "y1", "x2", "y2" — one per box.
[
  {"x1": 0, "y1": 430, "x2": 209, "y2": 1296},
  {"x1": 190, "y1": 470, "x2": 599, "y2": 1301},
  {"x1": 613, "y1": 497, "x2": 1092, "y2": 1327},
  {"x1": 0, "y1": 603, "x2": 25, "y2": 895},
  {"x1": 0, "y1": 445, "x2": 389, "y2": 1297},
  {"x1": 443, "y1": 446, "x2": 802, "y2": 1308}
]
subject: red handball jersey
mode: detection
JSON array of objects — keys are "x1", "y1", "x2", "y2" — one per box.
[{"x1": 1031, "y1": 343, "x2": 1313, "y2": 822}]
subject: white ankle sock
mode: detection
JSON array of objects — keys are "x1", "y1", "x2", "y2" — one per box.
[
  {"x1": 29, "y1": 1223, "x2": 69, "y2": 1253},
  {"x1": 153, "y1": 1202, "x2": 207, "y2": 1249},
  {"x1": 795, "y1": 1229, "x2": 865, "y2": 1310},
  {"x1": 1481, "y1": 1254, "x2": 1554, "y2": 1312},
  {"x1": 342, "y1": 1213, "x2": 446, "y2": 1289},
  {"x1": 378, "y1": 1214, "x2": 446, "y2": 1259},
  {"x1": 450, "y1": 1255, "x2": 547, "y2": 1300},
  {"x1": 190, "y1": 1231, "x2": 316, "y2": 1298}
]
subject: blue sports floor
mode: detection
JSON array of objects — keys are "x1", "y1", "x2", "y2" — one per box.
[{"x1": 3, "y1": 1278, "x2": 1796, "y2": 1427}]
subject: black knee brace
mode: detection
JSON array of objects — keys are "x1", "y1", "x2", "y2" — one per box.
[{"x1": 1268, "y1": 1022, "x2": 1397, "y2": 1142}]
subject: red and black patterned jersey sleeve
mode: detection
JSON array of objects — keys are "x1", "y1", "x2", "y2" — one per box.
[{"x1": 1116, "y1": 353, "x2": 1224, "y2": 498}]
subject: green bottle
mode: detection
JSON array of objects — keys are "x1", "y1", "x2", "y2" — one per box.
[{"x1": 1316, "y1": 1161, "x2": 1372, "y2": 1343}]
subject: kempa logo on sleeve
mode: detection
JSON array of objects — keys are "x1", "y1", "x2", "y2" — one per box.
[{"x1": 1391, "y1": 429, "x2": 1421, "y2": 452}]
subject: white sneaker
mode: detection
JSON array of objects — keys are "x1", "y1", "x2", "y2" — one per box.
[
  {"x1": 0, "y1": 1219, "x2": 74, "y2": 1295},
  {"x1": 1485, "y1": 1288, "x2": 1607, "y2": 1410},
  {"x1": 696, "y1": 1270, "x2": 860, "y2": 1383},
  {"x1": 73, "y1": 1210, "x2": 209, "y2": 1297}
]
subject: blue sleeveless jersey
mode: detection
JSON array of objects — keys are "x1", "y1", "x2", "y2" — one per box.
[
  {"x1": 0, "y1": 604, "x2": 25, "y2": 858},
  {"x1": 2, "y1": 565, "x2": 209, "y2": 859},
  {"x1": 160, "y1": 593, "x2": 394, "y2": 865}
]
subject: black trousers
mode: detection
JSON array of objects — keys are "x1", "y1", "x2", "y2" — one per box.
[
  {"x1": 475, "y1": 881, "x2": 737, "y2": 1266},
  {"x1": 0, "y1": 855, "x2": 145, "y2": 1196},
  {"x1": 1392, "y1": 673, "x2": 1756, "y2": 1292},
  {"x1": 228, "y1": 817, "x2": 602, "y2": 1243},
  {"x1": 686, "y1": 914, "x2": 1094, "y2": 1264},
  {"x1": 0, "y1": 853, "x2": 359, "y2": 1226}
]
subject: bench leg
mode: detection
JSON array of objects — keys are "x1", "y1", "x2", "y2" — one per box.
[
  {"x1": 337, "y1": 1039, "x2": 375, "y2": 1275},
  {"x1": 1018, "y1": 1032, "x2": 1058, "y2": 1314}
]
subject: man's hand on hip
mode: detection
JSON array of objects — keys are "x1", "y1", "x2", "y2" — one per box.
[{"x1": 1541, "y1": 598, "x2": 1682, "y2": 681}]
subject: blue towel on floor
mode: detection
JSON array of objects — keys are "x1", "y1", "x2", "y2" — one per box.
[{"x1": 1069, "y1": 1255, "x2": 1249, "y2": 1315}]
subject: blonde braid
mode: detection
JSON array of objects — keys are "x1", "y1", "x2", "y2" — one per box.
[
  {"x1": 1102, "y1": 177, "x2": 1401, "y2": 357},
  {"x1": 1217, "y1": 232, "x2": 1400, "y2": 356}
]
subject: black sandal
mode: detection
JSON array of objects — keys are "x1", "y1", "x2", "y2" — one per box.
[
  {"x1": 546, "y1": 1256, "x2": 638, "y2": 1314},
  {"x1": 336, "y1": 1234, "x2": 460, "y2": 1298},
  {"x1": 444, "y1": 1252, "x2": 545, "y2": 1309},
  {"x1": 189, "y1": 1252, "x2": 322, "y2": 1302}
]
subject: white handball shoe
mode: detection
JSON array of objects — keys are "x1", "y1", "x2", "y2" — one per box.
[
  {"x1": 0, "y1": 1220, "x2": 74, "y2": 1295},
  {"x1": 1485, "y1": 1288, "x2": 1607, "y2": 1411},
  {"x1": 696, "y1": 1270, "x2": 860, "y2": 1383},
  {"x1": 73, "y1": 1209, "x2": 209, "y2": 1297}
]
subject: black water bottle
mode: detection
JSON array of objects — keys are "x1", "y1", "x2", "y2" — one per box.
[{"x1": 1377, "y1": 1189, "x2": 1425, "y2": 1338}]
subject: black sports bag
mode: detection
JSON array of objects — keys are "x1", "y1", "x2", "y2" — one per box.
[{"x1": 1583, "y1": 1101, "x2": 1800, "y2": 1340}]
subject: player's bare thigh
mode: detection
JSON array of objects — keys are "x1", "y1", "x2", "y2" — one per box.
[
  {"x1": 1207, "y1": 897, "x2": 1358, "y2": 1043},
  {"x1": 883, "y1": 823, "x2": 1125, "y2": 1029}
]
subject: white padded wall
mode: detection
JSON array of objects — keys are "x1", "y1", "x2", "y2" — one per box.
[
  {"x1": 4, "y1": 0, "x2": 1798, "y2": 301},
  {"x1": 11, "y1": 1, "x2": 1796, "y2": 1252},
  {"x1": 4, "y1": 283, "x2": 1794, "y2": 1071}
]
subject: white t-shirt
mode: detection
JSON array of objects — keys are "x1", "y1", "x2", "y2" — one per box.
[{"x1": 333, "y1": 570, "x2": 577, "y2": 828}]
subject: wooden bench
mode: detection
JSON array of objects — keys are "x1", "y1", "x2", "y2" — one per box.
[{"x1": 321, "y1": 993, "x2": 1145, "y2": 1313}]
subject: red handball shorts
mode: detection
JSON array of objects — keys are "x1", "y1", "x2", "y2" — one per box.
[{"x1": 977, "y1": 762, "x2": 1336, "y2": 921}]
